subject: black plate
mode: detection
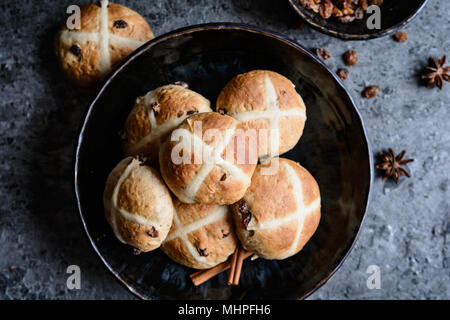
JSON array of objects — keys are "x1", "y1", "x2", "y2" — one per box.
[
  {"x1": 74, "y1": 23, "x2": 373, "y2": 299},
  {"x1": 288, "y1": 0, "x2": 428, "y2": 40}
]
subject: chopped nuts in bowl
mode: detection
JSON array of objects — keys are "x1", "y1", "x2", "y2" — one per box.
[{"x1": 289, "y1": 0, "x2": 429, "y2": 40}]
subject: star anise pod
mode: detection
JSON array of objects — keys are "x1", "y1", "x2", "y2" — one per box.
[
  {"x1": 422, "y1": 55, "x2": 450, "y2": 90},
  {"x1": 376, "y1": 148, "x2": 414, "y2": 184}
]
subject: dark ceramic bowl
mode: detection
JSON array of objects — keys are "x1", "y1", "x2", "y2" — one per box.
[
  {"x1": 288, "y1": 0, "x2": 428, "y2": 40},
  {"x1": 74, "y1": 23, "x2": 373, "y2": 299}
]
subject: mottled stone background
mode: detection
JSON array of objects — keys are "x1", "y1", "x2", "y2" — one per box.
[{"x1": 0, "y1": 0, "x2": 449, "y2": 299}]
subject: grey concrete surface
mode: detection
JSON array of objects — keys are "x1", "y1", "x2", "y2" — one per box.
[{"x1": 0, "y1": 0, "x2": 449, "y2": 299}]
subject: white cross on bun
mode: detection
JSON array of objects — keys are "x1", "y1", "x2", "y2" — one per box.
[
  {"x1": 159, "y1": 112, "x2": 258, "y2": 205},
  {"x1": 231, "y1": 158, "x2": 321, "y2": 260},
  {"x1": 103, "y1": 157, "x2": 174, "y2": 252},
  {"x1": 55, "y1": 0, "x2": 154, "y2": 89},
  {"x1": 122, "y1": 84, "x2": 212, "y2": 165},
  {"x1": 216, "y1": 70, "x2": 307, "y2": 158},
  {"x1": 161, "y1": 198, "x2": 237, "y2": 269}
]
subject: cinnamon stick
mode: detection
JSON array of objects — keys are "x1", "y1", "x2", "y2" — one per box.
[
  {"x1": 189, "y1": 269, "x2": 203, "y2": 279},
  {"x1": 232, "y1": 247, "x2": 247, "y2": 285},
  {"x1": 190, "y1": 249, "x2": 252, "y2": 286},
  {"x1": 190, "y1": 260, "x2": 229, "y2": 286},
  {"x1": 227, "y1": 246, "x2": 240, "y2": 285}
]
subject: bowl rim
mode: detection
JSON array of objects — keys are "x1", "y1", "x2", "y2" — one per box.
[
  {"x1": 288, "y1": 0, "x2": 429, "y2": 40},
  {"x1": 74, "y1": 22, "x2": 374, "y2": 300}
]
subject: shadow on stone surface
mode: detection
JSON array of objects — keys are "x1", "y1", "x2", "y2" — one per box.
[{"x1": 16, "y1": 20, "x2": 119, "y2": 298}]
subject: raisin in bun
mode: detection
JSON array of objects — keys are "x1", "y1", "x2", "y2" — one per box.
[
  {"x1": 161, "y1": 198, "x2": 237, "y2": 269},
  {"x1": 231, "y1": 158, "x2": 321, "y2": 260},
  {"x1": 159, "y1": 112, "x2": 258, "y2": 205},
  {"x1": 122, "y1": 84, "x2": 212, "y2": 164},
  {"x1": 55, "y1": 0, "x2": 154, "y2": 89},
  {"x1": 103, "y1": 157, "x2": 174, "y2": 252},
  {"x1": 216, "y1": 70, "x2": 306, "y2": 158}
]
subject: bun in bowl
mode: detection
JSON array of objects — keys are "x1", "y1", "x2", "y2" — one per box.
[
  {"x1": 161, "y1": 198, "x2": 237, "y2": 269},
  {"x1": 217, "y1": 70, "x2": 306, "y2": 158},
  {"x1": 231, "y1": 158, "x2": 321, "y2": 260},
  {"x1": 159, "y1": 112, "x2": 258, "y2": 205},
  {"x1": 122, "y1": 84, "x2": 212, "y2": 164},
  {"x1": 103, "y1": 157, "x2": 174, "y2": 252}
]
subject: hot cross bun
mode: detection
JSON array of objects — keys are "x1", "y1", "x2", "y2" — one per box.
[
  {"x1": 161, "y1": 198, "x2": 237, "y2": 269},
  {"x1": 231, "y1": 158, "x2": 321, "y2": 260},
  {"x1": 103, "y1": 157, "x2": 174, "y2": 252},
  {"x1": 159, "y1": 112, "x2": 258, "y2": 205},
  {"x1": 216, "y1": 70, "x2": 307, "y2": 158},
  {"x1": 122, "y1": 84, "x2": 212, "y2": 164},
  {"x1": 55, "y1": 0, "x2": 154, "y2": 89}
]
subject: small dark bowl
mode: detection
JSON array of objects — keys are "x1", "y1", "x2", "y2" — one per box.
[
  {"x1": 74, "y1": 23, "x2": 373, "y2": 299},
  {"x1": 288, "y1": 0, "x2": 428, "y2": 40}
]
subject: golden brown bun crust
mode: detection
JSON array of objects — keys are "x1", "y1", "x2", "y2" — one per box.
[
  {"x1": 161, "y1": 198, "x2": 237, "y2": 269},
  {"x1": 103, "y1": 157, "x2": 174, "y2": 252},
  {"x1": 231, "y1": 158, "x2": 321, "y2": 260},
  {"x1": 55, "y1": 1, "x2": 154, "y2": 90},
  {"x1": 159, "y1": 112, "x2": 257, "y2": 205},
  {"x1": 216, "y1": 70, "x2": 306, "y2": 157},
  {"x1": 122, "y1": 85, "x2": 212, "y2": 164}
]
